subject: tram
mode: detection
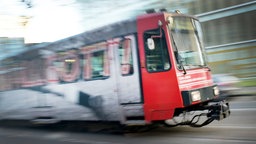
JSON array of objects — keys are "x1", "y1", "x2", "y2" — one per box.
[{"x1": 0, "y1": 9, "x2": 230, "y2": 127}]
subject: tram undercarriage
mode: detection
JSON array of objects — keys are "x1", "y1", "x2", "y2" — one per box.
[{"x1": 163, "y1": 99, "x2": 230, "y2": 127}]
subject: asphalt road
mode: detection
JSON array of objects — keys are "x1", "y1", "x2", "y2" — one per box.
[{"x1": 0, "y1": 96, "x2": 255, "y2": 144}]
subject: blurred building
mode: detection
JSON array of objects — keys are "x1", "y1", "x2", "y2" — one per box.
[
  {"x1": 185, "y1": 0, "x2": 256, "y2": 80},
  {"x1": 0, "y1": 15, "x2": 28, "y2": 60}
]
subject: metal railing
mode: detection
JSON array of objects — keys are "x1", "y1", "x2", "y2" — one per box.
[{"x1": 196, "y1": 1, "x2": 256, "y2": 22}]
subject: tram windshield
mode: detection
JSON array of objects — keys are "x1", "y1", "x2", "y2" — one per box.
[{"x1": 168, "y1": 16, "x2": 207, "y2": 70}]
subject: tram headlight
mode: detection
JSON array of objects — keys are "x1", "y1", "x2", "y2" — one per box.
[
  {"x1": 191, "y1": 91, "x2": 201, "y2": 102},
  {"x1": 213, "y1": 86, "x2": 220, "y2": 96}
]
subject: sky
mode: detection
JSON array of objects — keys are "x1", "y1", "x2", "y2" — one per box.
[
  {"x1": 0, "y1": 0, "x2": 188, "y2": 43},
  {"x1": 1, "y1": 0, "x2": 85, "y2": 43}
]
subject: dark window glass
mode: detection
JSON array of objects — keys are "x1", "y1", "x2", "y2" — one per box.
[
  {"x1": 144, "y1": 29, "x2": 171, "y2": 72},
  {"x1": 91, "y1": 51, "x2": 104, "y2": 78}
]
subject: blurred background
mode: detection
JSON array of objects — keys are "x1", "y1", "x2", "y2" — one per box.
[
  {"x1": 0, "y1": 0, "x2": 256, "y2": 88},
  {"x1": 0, "y1": 1, "x2": 256, "y2": 143}
]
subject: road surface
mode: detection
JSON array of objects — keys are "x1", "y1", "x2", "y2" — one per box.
[{"x1": 0, "y1": 96, "x2": 255, "y2": 144}]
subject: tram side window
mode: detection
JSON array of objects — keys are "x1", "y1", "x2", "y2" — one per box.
[
  {"x1": 83, "y1": 48, "x2": 109, "y2": 80},
  {"x1": 118, "y1": 38, "x2": 133, "y2": 75},
  {"x1": 91, "y1": 51, "x2": 105, "y2": 78},
  {"x1": 144, "y1": 29, "x2": 171, "y2": 72}
]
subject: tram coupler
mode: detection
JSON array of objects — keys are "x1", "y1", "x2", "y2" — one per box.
[{"x1": 207, "y1": 100, "x2": 230, "y2": 120}]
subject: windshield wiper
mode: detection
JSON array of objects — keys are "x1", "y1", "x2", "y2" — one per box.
[
  {"x1": 170, "y1": 32, "x2": 186, "y2": 75},
  {"x1": 193, "y1": 64, "x2": 211, "y2": 71},
  {"x1": 180, "y1": 63, "x2": 187, "y2": 74}
]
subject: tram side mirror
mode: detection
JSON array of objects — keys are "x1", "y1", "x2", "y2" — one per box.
[{"x1": 147, "y1": 38, "x2": 155, "y2": 50}]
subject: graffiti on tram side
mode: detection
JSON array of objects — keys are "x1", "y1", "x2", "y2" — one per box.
[{"x1": 0, "y1": 36, "x2": 140, "y2": 121}]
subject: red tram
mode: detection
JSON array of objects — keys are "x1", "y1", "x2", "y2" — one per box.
[{"x1": 0, "y1": 10, "x2": 230, "y2": 127}]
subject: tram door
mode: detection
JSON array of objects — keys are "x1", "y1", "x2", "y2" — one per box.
[
  {"x1": 139, "y1": 28, "x2": 180, "y2": 121},
  {"x1": 114, "y1": 35, "x2": 142, "y2": 104}
]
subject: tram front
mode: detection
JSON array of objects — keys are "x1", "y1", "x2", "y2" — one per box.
[{"x1": 137, "y1": 10, "x2": 230, "y2": 126}]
